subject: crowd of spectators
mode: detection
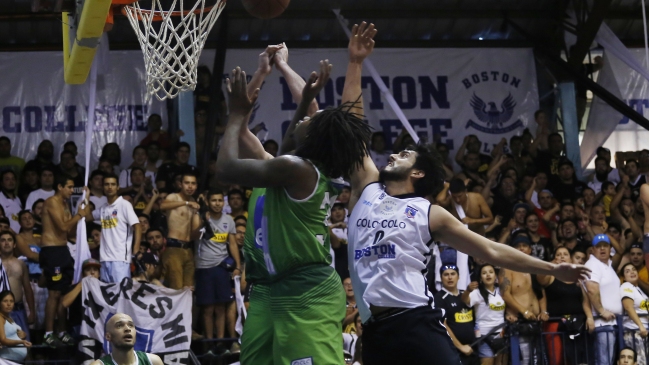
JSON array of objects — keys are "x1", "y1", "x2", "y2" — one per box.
[{"x1": 0, "y1": 52, "x2": 649, "y2": 365}]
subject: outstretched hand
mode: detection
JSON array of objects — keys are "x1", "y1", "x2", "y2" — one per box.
[
  {"x1": 258, "y1": 44, "x2": 283, "y2": 75},
  {"x1": 227, "y1": 67, "x2": 259, "y2": 117},
  {"x1": 552, "y1": 263, "x2": 591, "y2": 283},
  {"x1": 349, "y1": 22, "x2": 377, "y2": 63},
  {"x1": 302, "y1": 59, "x2": 333, "y2": 103}
]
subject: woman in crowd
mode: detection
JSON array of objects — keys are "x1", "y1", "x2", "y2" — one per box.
[
  {"x1": 537, "y1": 246, "x2": 590, "y2": 365},
  {"x1": 620, "y1": 263, "x2": 649, "y2": 365},
  {"x1": 464, "y1": 264, "x2": 507, "y2": 365},
  {"x1": 0, "y1": 290, "x2": 31, "y2": 362}
]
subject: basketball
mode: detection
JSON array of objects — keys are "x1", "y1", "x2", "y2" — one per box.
[{"x1": 242, "y1": 0, "x2": 289, "y2": 19}]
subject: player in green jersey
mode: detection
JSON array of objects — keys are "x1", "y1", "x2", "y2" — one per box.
[
  {"x1": 217, "y1": 32, "x2": 375, "y2": 364},
  {"x1": 90, "y1": 313, "x2": 163, "y2": 365}
]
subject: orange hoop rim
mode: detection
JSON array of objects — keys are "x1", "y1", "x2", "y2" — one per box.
[{"x1": 120, "y1": 0, "x2": 224, "y2": 22}]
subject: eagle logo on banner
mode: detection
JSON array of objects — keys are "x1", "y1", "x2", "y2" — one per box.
[{"x1": 466, "y1": 93, "x2": 523, "y2": 134}]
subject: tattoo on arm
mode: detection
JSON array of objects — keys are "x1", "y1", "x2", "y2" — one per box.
[{"x1": 500, "y1": 274, "x2": 511, "y2": 293}]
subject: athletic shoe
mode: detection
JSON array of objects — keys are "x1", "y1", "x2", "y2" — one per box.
[
  {"x1": 59, "y1": 332, "x2": 75, "y2": 346},
  {"x1": 44, "y1": 333, "x2": 63, "y2": 348},
  {"x1": 230, "y1": 342, "x2": 240, "y2": 354},
  {"x1": 214, "y1": 342, "x2": 230, "y2": 356}
]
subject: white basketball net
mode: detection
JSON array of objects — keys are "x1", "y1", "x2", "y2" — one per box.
[{"x1": 123, "y1": 0, "x2": 225, "y2": 100}]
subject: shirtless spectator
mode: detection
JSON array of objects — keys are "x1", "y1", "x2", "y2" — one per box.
[
  {"x1": 40, "y1": 175, "x2": 88, "y2": 347},
  {"x1": 159, "y1": 173, "x2": 201, "y2": 289},
  {"x1": 437, "y1": 179, "x2": 493, "y2": 236},
  {"x1": 88, "y1": 173, "x2": 141, "y2": 283},
  {"x1": 499, "y1": 235, "x2": 546, "y2": 365},
  {"x1": 156, "y1": 142, "x2": 199, "y2": 193},
  {"x1": 0, "y1": 231, "x2": 34, "y2": 341},
  {"x1": 25, "y1": 167, "x2": 55, "y2": 214}
]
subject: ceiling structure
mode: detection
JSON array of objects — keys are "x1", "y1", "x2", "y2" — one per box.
[{"x1": 0, "y1": 0, "x2": 647, "y2": 51}]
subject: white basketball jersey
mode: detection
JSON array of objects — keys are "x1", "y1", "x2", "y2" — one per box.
[{"x1": 348, "y1": 182, "x2": 435, "y2": 323}]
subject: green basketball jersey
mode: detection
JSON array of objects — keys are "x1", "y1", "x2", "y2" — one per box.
[
  {"x1": 243, "y1": 163, "x2": 339, "y2": 283},
  {"x1": 243, "y1": 188, "x2": 270, "y2": 283},
  {"x1": 99, "y1": 351, "x2": 151, "y2": 365}
]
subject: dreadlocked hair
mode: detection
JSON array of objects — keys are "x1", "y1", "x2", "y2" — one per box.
[
  {"x1": 404, "y1": 143, "x2": 446, "y2": 198},
  {"x1": 295, "y1": 101, "x2": 372, "y2": 179}
]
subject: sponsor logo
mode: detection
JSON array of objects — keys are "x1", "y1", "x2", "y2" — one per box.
[
  {"x1": 405, "y1": 205, "x2": 418, "y2": 218},
  {"x1": 489, "y1": 302, "x2": 505, "y2": 311},
  {"x1": 642, "y1": 300, "x2": 649, "y2": 311},
  {"x1": 462, "y1": 71, "x2": 524, "y2": 134},
  {"x1": 52, "y1": 267, "x2": 62, "y2": 282},
  {"x1": 378, "y1": 192, "x2": 386, "y2": 200},
  {"x1": 356, "y1": 219, "x2": 406, "y2": 229},
  {"x1": 354, "y1": 244, "x2": 397, "y2": 260},
  {"x1": 211, "y1": 233, "x2": 228, "y2": 243},
  {"x1": 362, "y1": 200, "x2": 372, "y2": 207},
  {"x1": 112, "y1": 210, "x2": 118, "y2": 217},
  {"x1": 378, "y1": 199, "x2": 398, "y2": 216},
  {"x1": 455, "y1": 310, "x2": 474, "y2": 323},
  {"x1": 291, "y1": 358, "x2": 314, "y2": 365}
]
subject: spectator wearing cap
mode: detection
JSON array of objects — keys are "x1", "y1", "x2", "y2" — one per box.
[
  {"x1": 499, "y1": 234, "x2": 545, "y2": 365},
  {"x1": 434, "y1": 264, "x2": 478, "y2": 365},
  {"x1": 133, "y1": 253, "x2": 163, "y2": 287},
  {"x1": 585, "y1": 234, "x2": 624, "y2": 365},
  {"x1": 548, "y1": 159, "x2": 588, "y2": 204},
  {"x1": 620, "y1": 262, "x2": 649, "y2": 365}
]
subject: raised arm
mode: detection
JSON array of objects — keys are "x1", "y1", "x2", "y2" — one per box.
[
  {"x1": 280, "y1": 60, "x2": 332, "y2": 155},
  {"x1": 435, "y1": 182, "x2": 451, "y2": 208},
  {"x1": 345, "y1": 22, "x2": 380, "y2": 211},
  {"x1": 238, "y1": 45, "x2": 282, "y2": 161},
  {"x1": 275, "y1": 43, "x2": 319, "y2": 117},
  {"x1": 454, "y1": 137, "x2": 469, "y2": 166},
  {"x1": 216, "y1": 67, "x2": 316, "y2": 198},
  {"x1": 430, "y1": 204, "x2": 590, "y2": 282}
]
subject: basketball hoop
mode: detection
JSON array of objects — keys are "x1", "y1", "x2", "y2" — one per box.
[{"x1": 122, "y1": 0, "x2": 226, "y2": 100}]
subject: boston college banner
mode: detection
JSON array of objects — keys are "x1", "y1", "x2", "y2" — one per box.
[
  {"x1": 0, "y1": 48, "x2": 538, "y2": 168},
  {"x1": 79, "y1": 277, "x2": 192, "y2": 365}
]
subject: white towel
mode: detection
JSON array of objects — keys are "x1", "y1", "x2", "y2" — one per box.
[
  {"x1": 234, "y1": 276, "x2": 247, "y2": 338},
  {"x1": 433, "y1": 243, "x2": 442, "y2": 292}
]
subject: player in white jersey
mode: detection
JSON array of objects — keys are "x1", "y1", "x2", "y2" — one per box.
[{"x1": 342, "y1": 22, "x2": 591, "y2": 365}]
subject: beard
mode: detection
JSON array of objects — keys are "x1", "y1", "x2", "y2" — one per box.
[
  {"x1": 379, "y1": 168, "x2": 409, "y2": 184},
  {"x1": 595, "y1": 171, "x2": 608, "y2": 181}
]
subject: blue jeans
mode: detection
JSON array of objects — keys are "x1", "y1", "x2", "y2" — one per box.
[
  {"x1": 100, "y1": 261, "x2": 131, "y2": 283},
  {"x1": 594, "y1": 326, "x2": 616, "y2": 365}
]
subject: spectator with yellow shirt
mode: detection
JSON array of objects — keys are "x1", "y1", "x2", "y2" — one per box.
[
  {"x1": 195, "y1": 190, "x2": 240, "y2": 354},
  {"x1": 620, "y1": 262, "x2": 649, "y2": 365}
]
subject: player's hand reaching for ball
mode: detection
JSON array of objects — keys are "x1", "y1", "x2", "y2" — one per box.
[
  {"x1": 301, "y1": 59, "x2": 332, "y2": 103},
  {"x1": 258, "y1": 44, "x2": 282, "y2": 75},
  {"x1": 349, "y1": 22, "x2": 377, "y2": 63},
  {"x1": 227, "y1": 67, "x2": 259, "y2": 118}
]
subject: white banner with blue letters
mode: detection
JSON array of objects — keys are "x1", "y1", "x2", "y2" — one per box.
[
  {"x1": 0, "y1": 48, "x2": 537, "y2": 168},
  {"x1": 78, "y1": 277, "x2": 192, "y2": 365}
]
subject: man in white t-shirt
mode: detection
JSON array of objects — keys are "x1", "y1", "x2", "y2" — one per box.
[
  {"x1": 25, "y1": 167, "x2": 55, "y2": 212},
  {"x1": 585, "y1": 233, "x2": 623, "y2": 365},
  {"x1": 88, "y1": 173, "x2": 141, "y2": 283}
]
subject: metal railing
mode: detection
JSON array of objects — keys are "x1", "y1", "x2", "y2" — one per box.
[{"x1": 505, "y1": 314, "x2": 649, "y2": 365}]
